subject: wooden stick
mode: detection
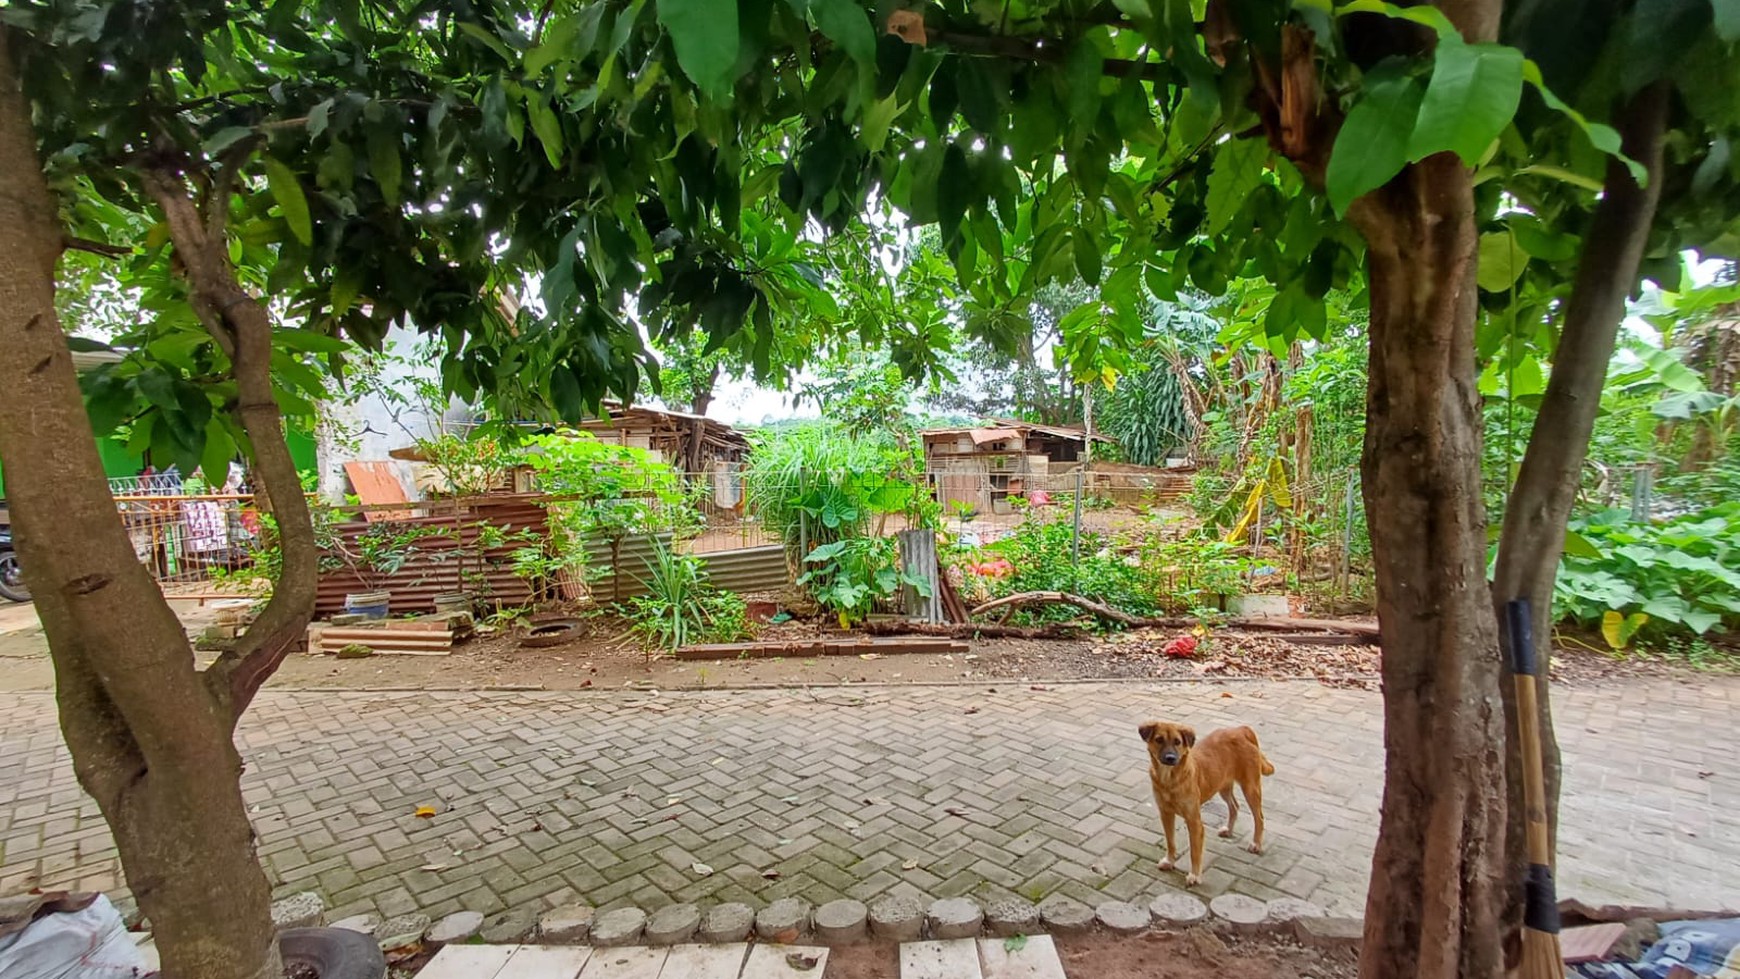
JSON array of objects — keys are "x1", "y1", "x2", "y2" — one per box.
[{"x1": 966, "y1": 591, "x2": 1381, "y2": 638}]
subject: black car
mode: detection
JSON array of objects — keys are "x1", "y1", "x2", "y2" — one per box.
[{"x1": 0, "y1": 526, "x2": 27, "y2": 603}]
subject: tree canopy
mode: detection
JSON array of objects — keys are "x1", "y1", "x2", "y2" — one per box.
[{"x1": 4, "y1": 1, "x2": 1740, "y2": 977}]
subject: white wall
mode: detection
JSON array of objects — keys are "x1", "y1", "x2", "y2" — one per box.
[{"x1": 314, "y1": 327, "x2": 474, "y2": 504}]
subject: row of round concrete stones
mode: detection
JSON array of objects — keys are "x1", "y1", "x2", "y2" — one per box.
[{"x1": 391, "y1": 893, "x2": 1331, "y2": 950}]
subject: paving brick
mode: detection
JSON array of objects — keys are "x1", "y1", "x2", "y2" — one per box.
[
  {"x1": 502, "y1": 945, "x2": 594, "y2": 979},
  {"x1": 416, "y1": 944, "x2": 516, "y2": 979},
  {"x1": 0, "y1": 680, "x2": 1731, "y2": 931},
  {"x1": 977, "y1": 934, "x2": 1067, "y2": 979},
  {"x1": 902, "y1": 938, "x2": 983, "y2": 979}
]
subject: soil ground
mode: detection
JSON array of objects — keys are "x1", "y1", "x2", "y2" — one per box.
[
  {"x1": 816, "y1": 930, "x2": 1358, "y2": 979},
  {"x1": 0, "y1": 596, "x2": 1724, "y2": 693}
]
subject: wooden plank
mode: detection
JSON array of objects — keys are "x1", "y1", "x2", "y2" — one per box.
[
  {"x1": 740, "y1": 944, "x2": 830, "y2": 979},
  {"x1": 978, "y1": 935, "x2": 1066, "y2": 979},
  {"x1": 1561, "y1": 923, "x2": 1628, "y2": 964},
  {"x1": 417, "y1": 944, "x2": 518, "y2": 979},
  {"x1": 657, "y1": 944, "x2": 748, "y2": 979},
  {"x1": 577, "y1": 947, "x2": 668, "y2": 979},
  {"x1": 499, "y1": 945, "x2": 593, "y2": 979},
  {"x1": 900, "y1": 939, "x2": 982, "y2": 979},
  {"x1": 676, "y1": 638, "x2": 968, "y2": 660},
  {"x1": 342, "y1": 461, "x2": 412, "y2": 521}
]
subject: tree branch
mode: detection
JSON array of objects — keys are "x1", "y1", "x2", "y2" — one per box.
[
  {"x1": 1492, "y1": 80, "x2": 1670, "y2": 910},
  {"x1": 63, "y1": 235, "x2": 132, "y2": 258},
  {"x1": 138, "y1": 165, "x2": 320, "y2": 722}
]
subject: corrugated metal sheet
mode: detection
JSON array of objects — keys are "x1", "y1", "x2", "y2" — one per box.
[
  {"x1": 581, "y1": 536, "x2": 790, "y2": 603},
  {"x1": 698, "y1": 545, "x2": 790, "y2": 595},
  {"x1": 315, "y1": 499, "x2": 549, "y2": 616},
  {"x1": 579, "y1": 532, "x2": 674, "y2": 603}
]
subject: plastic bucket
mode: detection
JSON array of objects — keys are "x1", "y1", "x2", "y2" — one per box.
[{"x1": 343, "y1": 590, "x2": 391, "y2": 620}]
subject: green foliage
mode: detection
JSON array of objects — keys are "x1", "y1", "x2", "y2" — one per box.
[
  {"x1": 986, "y1": 518, "x2": 1158, "y2": 623},
  {"x1": 798, "y1": 537, "x2": 928, "y2": 627},
  {"x1": 522, "y1": 432, "x2": 700, "y2": 544},
  {"x1": 1099, "y1": 356, "x2": 1190, "y2": 466},
  {"x1": 744, "y1": 423, "x2": 923, "y2": 554},
  {"x1": 1553, "y1": 505, "x2": 1740, "y2": 642},
  {"x1": 625, "y1": 542, "x2": 750, "y2": 652},
  {"x1": 1141, "y1": 537, "x2": 1251, "y2": 615}
]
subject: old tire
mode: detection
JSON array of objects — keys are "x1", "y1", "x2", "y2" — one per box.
[
  {"x1": 280, "y1": 927, "x2": 387, "y2": 979},
  {"x1": 0, "y1": 550, "x2": 27, "y2": 603},
  {"x1": 519, "y1": 619, "x2": 580, "y2": 648}
]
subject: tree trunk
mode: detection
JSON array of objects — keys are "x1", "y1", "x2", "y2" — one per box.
[
  {"x1": 0, "y1": 29, "x2": 283, "y2": 979},
  {"x1": 1347, "y1": 153, "x2": 1508, "y2": 979},
  {"x1": 1491, "y1": 82, "x2": 1669, "y2": 962},
  {"x1": 690, "y1": 361, "x2": 720, "y2": 417}
]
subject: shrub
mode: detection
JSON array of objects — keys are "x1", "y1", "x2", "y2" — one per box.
[{"x1": 1553, "y1": 504, "x2": 1740, "y2": 647}]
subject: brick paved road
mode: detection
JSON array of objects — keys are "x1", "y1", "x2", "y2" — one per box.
[{"x1": 1, "y1": 679, "x2": 1735, "y2": 925}]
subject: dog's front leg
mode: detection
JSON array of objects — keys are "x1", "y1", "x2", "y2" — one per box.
[
  {"x1": 1156, "y1": 808, "x2": 1179, "y2": 871},
  {"x1": 1184, "y1": 812, "x2": 1206, "y2": 886}
]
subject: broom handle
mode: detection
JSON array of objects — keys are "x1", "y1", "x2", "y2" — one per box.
[{"x1": 1506, "y1": 599, "x2": 1552, "y2": 865}]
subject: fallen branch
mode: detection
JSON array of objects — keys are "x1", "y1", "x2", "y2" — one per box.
[
  {"x1": 968, "y1": 592, "x2": 1381, "y2": 639},
  {"x1": 863, "y1": 619, "x2": 1084, "y2": 640},
  {"x1": 675, "y1": 637, "x2": 969, "y2": 660}
]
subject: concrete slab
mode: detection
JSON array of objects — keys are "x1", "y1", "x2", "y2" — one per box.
[
  {"x1": 501, "y1": 945, "x2": 594, "y2": 979},
  {"x1": 577, "y1": 946, "x2": 668, "y2": 979},
  {"x1": 977, "y1": 935, "x2": 1067, "y2": 979},
  {"x1": 417, "y1": 944, "x2": 518, "y2": 979},
  {"x1": 900, "y1": 939, "x2": 983, "y2": 979},
  {"x1": 659, "y1": 943, "x2": 750, "y2": 979},
  {"x1": 741, "y1": 943, "x2": 831, "y2": 978}
]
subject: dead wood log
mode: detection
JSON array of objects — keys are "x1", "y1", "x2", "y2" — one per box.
[
  {"x1": 863, "y1": 620, "x2": 1084, "y2": 640},
  {"x1": 967, "y1": 591, "x2": 1381, "y2": 639}
]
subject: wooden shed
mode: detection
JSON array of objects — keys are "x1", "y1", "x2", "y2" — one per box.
[
  {"x1": 571, "y1": 402, "x2": 750, "y2": 474},
  {"x1": 920, "y1": 420, "x2": 1112, "y2": 514}
]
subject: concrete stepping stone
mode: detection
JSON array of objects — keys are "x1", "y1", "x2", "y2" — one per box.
[
  {"x1": 977, "y1": 934, "x2": 1067, "y2": 979},
  {"x1": 502, "y1": 946, "x2": 594, "y2": 979},
  {"x1": 742, "y1": 943, "x2": 830, "y2": 978},
  {"x1": 901, "y1": 938, "x2": 983, "y2": 979},
  {"x1": 658, "y1": 943, "x2": 748, "y2": 979},
  {"x1": 417, "y1": 944, "x2": 517, "y2": 979},
  {"x1": 578, "y1": 946, "x2": 668, "y2": 979}
]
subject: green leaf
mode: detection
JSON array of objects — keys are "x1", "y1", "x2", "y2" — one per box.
[
  {"x1": 1003, "y1": 934, "x2": 1029, "y2": 953},
  {"x1": 203, "y1": 126, "x2": 255, "y2": 157},
  {"x1": 1521, "y1": 61, "x2": 1648, "y2": 185},
  {"x1": 367, "y1": 130, "x2": 403, "y2": 206},
  {"x1": 658, "y1": 0, "x2": 740, "y2": 99},
  {"x1": 1641, "y1": 348, "x2": 1705, "y2": 393},
  {"x1": 808, "y1": 0, "x2": 874, "y2": 68},
  {"x1": 1332, "y1": 0, "x2": 1458, "y2": 38},
  {"x1": 527, "y1": 13, "x2": 581, "y2": 75},
  {"x1": 201, "y1": 421, "x2": 236, "y2": 488},
  {"x1": 1073, "y1": 232, "x2": 1102, "y2": 286},
  {"x1": 263, "y1": 157, "x2": 312, "y2": 246},
  {"x1": 272, "y1": 329, "x2": 351, "y2": 354},
  {"x1": 528, "y1": 96, "x2": 564, "y2": 168},
  {"x1": 1204, "y1": 138, "x2": 1267, "y2": 236},
  {"x1": 938, "y1": 143, "x2": 970, "y2": 255},
  {"x1": 1716, "y1": 0, "x2": 1740, "y2": 40},
  {"x1": 1407, "y1": 39, "x2": 1523, "y2": 165},
  {"x1": 1064, "y1": 38, "x2": 1105, "y2": 124},
  {"x1": 1562, "y1": 530, "x2": 1605, "y2": 561},
  {"x1": 1476, "y1": 230, "x2": 1529, "y2": 292},
  {"x1": 1326, "y1": 65, "x2": 1426, "y2": 215}
]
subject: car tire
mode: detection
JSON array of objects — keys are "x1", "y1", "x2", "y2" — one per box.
[{"x1": 278, "y1": 927, "x2": 387, "y2": 979}]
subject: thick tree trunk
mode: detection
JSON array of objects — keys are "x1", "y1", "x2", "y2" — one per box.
[
  {"x1": 1348, "y1": 154, "x2": 1508, "y2": 979},
  {"x1": 0, "y1": 29, "x2": 283, "y2": 979},
  {"x1": 1491, "y1": 82, "x2": 1669, "y2": 958}
]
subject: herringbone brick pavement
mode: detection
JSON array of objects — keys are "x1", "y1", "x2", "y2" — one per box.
[{"x1": 1, "y1": 679, "x2": 1734, "y2": 923}]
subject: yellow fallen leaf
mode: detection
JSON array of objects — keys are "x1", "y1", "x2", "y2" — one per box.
[{"x1": 414, "y1": 806, "x2": 437, "y2": 818}]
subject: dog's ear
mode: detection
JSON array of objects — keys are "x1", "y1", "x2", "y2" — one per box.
[
  {"x1": 1179, "y1": 726, "x2": 1197, "y2": 748},
  {"x1": 1138, "y1": 722, "x2": 1159, "y2": 743}
]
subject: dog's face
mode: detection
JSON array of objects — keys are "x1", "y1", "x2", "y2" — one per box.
[{"x1": 1139, "y1": 721, "x2": 1197, "y2": 767}]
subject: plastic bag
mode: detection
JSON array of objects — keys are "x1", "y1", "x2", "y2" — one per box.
[{"x1": 0, "y1": 895, "x2": 149, "y2": 979}]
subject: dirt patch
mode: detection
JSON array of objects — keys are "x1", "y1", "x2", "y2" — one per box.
[
  {"x1": 818, "y1": 930, "x2": 1355, "y2": 979},
  {"x1": 1055, "y1": 927, "x2": 1359, "y2": 979},
  {"x1": 822, "y1": 942, "x2": 898, "y2": 979},
  {"x1": 0, "y1": 598, "x2": 1723, "y2": 694}
]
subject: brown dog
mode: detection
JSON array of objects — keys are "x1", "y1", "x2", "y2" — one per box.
[{"x1": 1139, "y1": 720, "x2": 1274, "y2": 886}]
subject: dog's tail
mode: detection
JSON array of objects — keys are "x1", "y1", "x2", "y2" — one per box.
[{"x1": 1248, "y1": 728, "x2": 1276, "y2": 775}]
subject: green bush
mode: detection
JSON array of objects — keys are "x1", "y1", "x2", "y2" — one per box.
[
  {"x1": 799, "y1": 537, "x2": 930, "y2": 627},
  {"x1": 1554, "y1": 504, "x2": 1740, "y2": 646},
  {"x1": 624, "y1": 543, "x2": 750, "y2": 653},
  {"x1": 986, "y1": 519, "x2": 1158, "y2": 622}
]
